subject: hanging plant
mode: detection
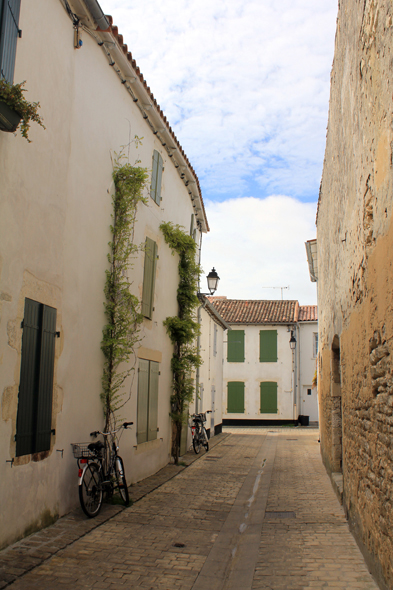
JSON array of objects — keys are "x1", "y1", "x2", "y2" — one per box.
[
  {"x1": 0, "y1": 79, "x2": 45, "y2": 142},
  {"x1": 101, "y1": 152, "x2": 148, "y2": 429},
  {"x1": 160, "y1": 221, "x2": 202, "y2": 464}
]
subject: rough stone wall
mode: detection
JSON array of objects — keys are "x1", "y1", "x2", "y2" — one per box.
[{"x1": 317, "y1": 0, "x2": 393, "y2": 588}]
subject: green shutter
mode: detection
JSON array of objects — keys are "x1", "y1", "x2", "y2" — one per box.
[
  {"x1": 35, "y1": 305, "x2": 57, "y2": 452},
  {"x1": 0, "y1": 0, "x2": 21, "y2": 84},
  {"x1": 137, "y1": 360, "x2": 149, "y2": 444},
  {"x1": 142, "y1": 237, "x2": 157, "y2": 319},
  {"x1": 227, "y1": 330, "x2": 245, "y2": 362},
  {"x1": 16, "y1": 299, "x2": 57, "y2": 456},
  {"x1": 16, "y1": 299, "x2": 42, "y2": 456},
  {"x1": 190, "y1": 214, "x2": 194, "y2": 236},
  {"x1": 227, "y1": 382, "x2": 245, "y2": 413},
  {"x1": 260, "y1": 330, "x2": 277, "y2": 362},
  {"x1": 148, "y1": 361, "x2": 159, "y2": 441},
  {"x1": 260, "y1": 382, "x2": 278, "y2": 413}
]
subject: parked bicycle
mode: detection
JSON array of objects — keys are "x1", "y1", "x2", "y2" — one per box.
[
  {"x1": 71, "y1": 420, "x2": 133, "y2": 518},
  {"x1": 190, "y1": 411, "x2": 211, "y2": 454}
]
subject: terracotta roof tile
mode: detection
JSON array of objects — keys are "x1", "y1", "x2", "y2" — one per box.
[
  {"x1": 207, "y1": 299, "x2": 299, "y2": 325},
  {"x1": 298, "y1": 305, "x2": 318, "y2": 321}
]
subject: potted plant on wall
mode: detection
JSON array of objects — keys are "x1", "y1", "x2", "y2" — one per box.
[{"x1": 0, "y1": 79, "x2": 45, "y2": 141}]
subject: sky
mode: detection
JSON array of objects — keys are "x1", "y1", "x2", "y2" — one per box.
[{"x1": 102, "y1": 0, "x2": 338, "y2": 305}]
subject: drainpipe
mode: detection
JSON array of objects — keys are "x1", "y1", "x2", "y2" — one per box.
[{"x1": 84, "y1": 0, "x2": 110, "y2": 30}]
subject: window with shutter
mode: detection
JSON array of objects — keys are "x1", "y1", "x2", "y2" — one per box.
[
  {"x1": 137, "y1": 359, "x2": 159, "y2": 444},
  {"x1": 227, "y1": 382, "x2": 245, "y2": 413},
  {"x1": 227, "y1": 330, "x2": 245, "y2": 362},
  {"x1": 16, "y1": 298, "x2": 57, "y2": 457},
  {"x1": 213, "y1": 324, "x2": 217, "y2": 357},
  {"x1": 259, "y1": 330, "x2": 277, "y2": 362},
  {"x1": 260, "y1": 382, "x2": 278, "y2": 413},
  {"x1": 313, "y1": 332, "x2": 318, "y2": 358},
  {"x1": 142, "y1": 237, "x2": 157, "y2": 319},
  {"x1": 0, "y1": 0, "x2": 21, "y2": 83},
  {"x1": 150, "y1": 150, "x2": 163, "y2": 205},
  {"x1": 190, "y1": 214, "x2": 194, "y2": 236}
]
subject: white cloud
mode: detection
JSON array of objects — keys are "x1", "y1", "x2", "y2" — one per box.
[
  {"x1": 102, "y1": 0, "x2": 337, "y2": 200},
  {"x1": 201, "y1": 196, "x2": 317, "y2": 305}
]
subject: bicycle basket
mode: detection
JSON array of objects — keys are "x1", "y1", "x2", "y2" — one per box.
[
  {"x1": 71, "y1": 443, "x2": 101, "y2": 459},
  {"x1": 199, "y1": 412, "x2": 206, "y2": 423}
]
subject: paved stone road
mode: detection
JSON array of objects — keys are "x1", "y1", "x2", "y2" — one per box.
[{"x1": 1, "y1": 429, "x2": 379, "y2": 590}]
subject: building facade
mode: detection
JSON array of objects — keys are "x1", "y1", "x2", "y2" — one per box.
[
  {"x1": 317, "y1": 1, "x2": 393, "y2": 587},
  {"x1": 0, "y1": 0, "x2": 208, "y2": 549},
  {"x1": 209, "y1": 299, "x2": 318, "y2": 425}
]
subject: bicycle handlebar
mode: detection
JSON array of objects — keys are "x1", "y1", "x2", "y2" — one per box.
[{"x1": 90, "y1": 422, "x2": 133, "y2": 437}]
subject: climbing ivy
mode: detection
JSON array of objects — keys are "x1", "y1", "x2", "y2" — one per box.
[
  {"x1": 101, "y1": 153, "x2": 149, "y2": 429},
  {"x1": 160, "y1": 221, "x2": 202, "y2": 464}
]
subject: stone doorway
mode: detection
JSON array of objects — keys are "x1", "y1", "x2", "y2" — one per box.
[{"x1": 331, "y1": 335, "x2": 343, "y2": 472}]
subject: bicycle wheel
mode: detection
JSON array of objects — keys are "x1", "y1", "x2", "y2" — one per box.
[
  {"x1": 79, "y1": 462, "x2": 103, "y2": 518},
  {"x1": 115, "y1": 456, "x2": 129, "y2": 506},
  {"x1": 203, "y1": 428, "x2": 209, "y2": 452},
  {"x1": 193, "y1": 430, "x2": 201, "y2": 454}
]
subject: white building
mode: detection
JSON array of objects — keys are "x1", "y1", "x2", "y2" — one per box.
[
  {"x1": 296, "y1": 306, "x2": 318, "y2": 422},
  {"x1": 0, "y1": 0, "x2": 208, "y2": 549},
  {"x1": 208, "y1": 298, "x2": 318, "y2": 425},
  {"x1": 195, "y1": 295, "x2": 230, "y2": 438}
]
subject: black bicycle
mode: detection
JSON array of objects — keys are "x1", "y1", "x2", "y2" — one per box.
[
  {"x1": 72, "y1": 421, "x2": 132, "y2": 518},
  {"x1": 190, "y1": 411, "x2": 211, "y2": 454}
]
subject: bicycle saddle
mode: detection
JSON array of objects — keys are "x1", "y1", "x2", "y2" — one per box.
[{"x1": 88, "y1": 441, "x2": 104, "y2": 454}]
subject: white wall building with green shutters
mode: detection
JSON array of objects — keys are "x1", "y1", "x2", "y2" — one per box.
[
  {"x1": 0, "y1": 0, "x2": 209, "y2": 549},
  {"x1": 208, "y1": 299, "x2": 317, "y2": 425},
  {"x1": 224, "y1": 324, "x2": 295, "y2": 423}
]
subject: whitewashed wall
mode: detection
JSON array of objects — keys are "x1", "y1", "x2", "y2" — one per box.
[
  {"x1": 0, "y1": 0, "x2": 203, "y2": 548},
  {"x1": 222, "y1": 324, "x2": 295, "y2": 421},
  {"x1": 297, "y1": 321, "x2": 318, "y2": 421}
]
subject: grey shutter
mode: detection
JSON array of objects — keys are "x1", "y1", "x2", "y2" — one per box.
[
  {"x1": 137, "y1": 360, "x2": 149, "y2": 444},
  {"x1": 190, "y1": 214, "x2": 194, "y2": 236},
  {"x1": 142, "y1": 238, "x2": 157, "y2": 319},
  {"x1": 35, "y1": 305, "x2": 57, "y2": 452},
  {"x1": 16, "y1": 299, "x2": 42, "y2": 457},
  {"x1": 155, "y1": 152, "x2": 163, "y2": 204},
  {"x1": 227, "y1": 382, "x2": 245, "y2": 413},
  {"x1": 150, "y1": 151, "x2": 158, "y2": 202},
  {"x1": 260, "y1": 382, "x2": 278, "y2": 413},
  {"x1": 0, "y1": 0, "x2": 21, "y2": 83},
  {"x1": 147, "y1": 361, "x2": 159, "y2": 441},
  {"x1": 227, "y1": 330, "x2": 245, "y2": 362},
  {"x1": 259, "y1": 330, "x2": 277, "y2": 362}
]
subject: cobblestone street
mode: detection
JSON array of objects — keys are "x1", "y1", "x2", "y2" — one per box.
[{"x1": 0, "y1": 429, "x2": 379, "y2": 590}]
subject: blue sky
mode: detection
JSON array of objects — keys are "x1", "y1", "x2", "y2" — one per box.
[{"x1": 102, "y1": 0, "x2": 338, "y2": 304}]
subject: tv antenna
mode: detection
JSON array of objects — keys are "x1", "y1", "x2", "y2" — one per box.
[{"x1": 261, "y1": 286, "x2": 290, "y2": 300}]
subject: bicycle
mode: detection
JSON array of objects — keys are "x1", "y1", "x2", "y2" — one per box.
[
  {"x1": 190, "y1": 411, "x2": 211, "y2": 454},
  {"x1": 71, "y1": 421, "x2": 133, "y2": 518}
]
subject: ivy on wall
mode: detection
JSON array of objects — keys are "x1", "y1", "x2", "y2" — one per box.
[
  {"x1": 160, "y1": 221, "x2": 202, "y2": 464},
  {"x1": 101, "y1": 153, "x2": 148, "y2": 429}
]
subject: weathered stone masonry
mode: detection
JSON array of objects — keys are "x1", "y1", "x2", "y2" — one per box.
[{"x1": 317, "y1": 0, "x2": 393, "y2": 588}]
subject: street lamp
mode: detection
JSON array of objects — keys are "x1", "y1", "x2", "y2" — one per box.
[
  {"x1": 289, "y1": 331, "x2": 297, "y2": 350},
  {"x1": 206, "y1": 267, "x2": 220, "y2": 295}
]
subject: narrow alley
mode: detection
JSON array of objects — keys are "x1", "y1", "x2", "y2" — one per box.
[{"x1": 0, "y1": 429, "x2": 378, "y2": 590}]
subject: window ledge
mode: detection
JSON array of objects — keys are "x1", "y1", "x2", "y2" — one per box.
[{"x1": 134, "y1": 438, "x2": 161, "y2": 455}]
